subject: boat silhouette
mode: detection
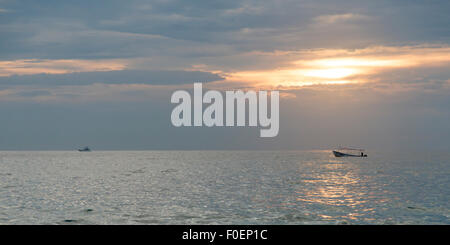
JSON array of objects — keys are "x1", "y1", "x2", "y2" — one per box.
[
  {"x1": 333, "y1": 147, "x2": 367, "y2": 157},
  {"x1": 78, "y1": 146, "x2": 91, "y2": 152}
]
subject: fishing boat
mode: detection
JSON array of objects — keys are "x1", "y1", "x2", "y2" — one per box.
[
  {"x1": 333, "y1": 147, "x2": 367, "y2": 157},
  {"x1": 78, "y1": 146, "x2": 91, "y2": 152}
]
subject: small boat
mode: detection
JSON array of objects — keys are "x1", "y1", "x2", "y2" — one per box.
[
  {"x1": 333, "y1": 147, "x2": 367, "y2": 157},
  {"x1": 78, "y1": 146, "x2": 91, "y2": 152}
]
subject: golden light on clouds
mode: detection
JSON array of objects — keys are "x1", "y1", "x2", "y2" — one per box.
[
  {"x1": 0, "y1": 59, "x2": 127, "y2": 77},
  {"x1": 301, "y1": 58, "x2": 411, "y2": 68},
  {"x1": 222, "y1": 45, "x2": 450, "y2": 90},
  {"x1": 1, "y1": 45, "x2": 449, "y2": 93},
  {"x1": 225, "y1": 68, "x2": 360, "y2": 89},
  {"x1": 301, "y1": 68, "x2": 358, "y2": 79}
]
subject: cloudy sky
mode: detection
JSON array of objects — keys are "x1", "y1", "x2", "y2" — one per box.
[{"x1": 0, "y1": 0, "x2": 449, "y2": 150}]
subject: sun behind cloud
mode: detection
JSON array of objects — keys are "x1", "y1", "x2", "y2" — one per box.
[{"x1": 219, "y1": 45, "x2": 450, "y2": 90}]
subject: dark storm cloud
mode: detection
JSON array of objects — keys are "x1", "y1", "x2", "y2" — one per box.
[{"x1": 0, "y1": 70, "x2": 223, "y2": 86}]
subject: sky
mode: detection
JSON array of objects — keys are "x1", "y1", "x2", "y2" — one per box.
[{"x1": 0, "y1": 0, "x2": 449, "y2": 150}]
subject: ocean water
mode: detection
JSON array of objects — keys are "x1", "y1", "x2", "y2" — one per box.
[{"x1": 0, "y1": 150, "x2": 448, "y2": 225}]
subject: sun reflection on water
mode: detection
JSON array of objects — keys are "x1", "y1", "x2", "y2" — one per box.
[
  {"x1": 294, "y1": 160, "x2": 387, "y2": 221},
  {"x1": 298, "y1": 169, "x2": 365, "y2": 206}
]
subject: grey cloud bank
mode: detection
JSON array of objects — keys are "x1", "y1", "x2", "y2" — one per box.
[
  {"x1": 0, "y1": 70, "x2": 223, "y2": 86},
  {"x1": 0, "y1": 0, "x2": 449, "y2": 150},
  {"x1": 1, "y1": 0, "x2": 449, "y2": 60}
]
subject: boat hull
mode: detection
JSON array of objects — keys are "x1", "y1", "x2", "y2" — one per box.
[
  {"x1": 78, "y1": 147, "x2": 91, "y2": 152},
  {"x1": 333, "y1": 150, "x2": 366, "y2": 157}
]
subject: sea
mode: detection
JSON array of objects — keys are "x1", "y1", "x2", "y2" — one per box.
[{"x1": 0, "y1": 150, "x2": 448, "y2": 224}]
